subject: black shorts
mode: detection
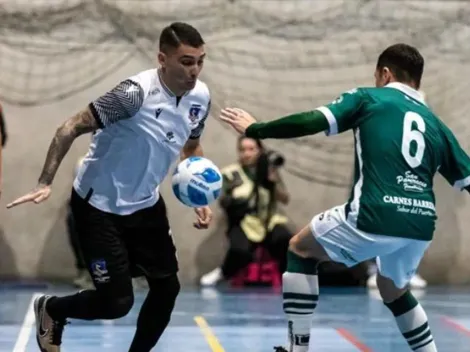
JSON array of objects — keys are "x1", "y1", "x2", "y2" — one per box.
[{"x1": 70, "y1": 189, "x2": 178, "y2": 286}]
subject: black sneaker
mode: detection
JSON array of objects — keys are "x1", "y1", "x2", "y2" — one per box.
[
  {"x1": 34, "y1": 295, "x2": 67, "y2": 352},
  {"x1": 273, "y1": 347, "x2": 288, "y2": 352}
]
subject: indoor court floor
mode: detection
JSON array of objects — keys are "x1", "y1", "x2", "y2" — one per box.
[{"x1": 1, "y1": 285, "x2": 470, "y2": 352}]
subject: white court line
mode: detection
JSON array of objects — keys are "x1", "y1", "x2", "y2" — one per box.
[{"x1": 12, "y1": 292, "x2": 43, "y2": 352}]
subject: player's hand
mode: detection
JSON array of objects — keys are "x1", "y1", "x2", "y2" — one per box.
[
  {"x1": 193, "y1": 206, "x2": 213, "y2": 229},
  {"x1": 6, "y1": 184, "x2": 51, "y2": 209},
  {"x1": 219, "y1": 108, "x2": 256, "y2": 135}
]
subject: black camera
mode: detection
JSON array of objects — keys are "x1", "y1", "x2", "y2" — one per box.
[{"x1": 265, "y1": 150, "x2": 285, "y2": 167}]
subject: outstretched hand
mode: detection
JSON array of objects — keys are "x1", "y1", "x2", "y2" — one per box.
[
  {"x1": 219, "y1": 108, "x2": 256, "y2": 135},
  {"x1": 6, "y1": 184, "x2": 51, "y2": 209}
]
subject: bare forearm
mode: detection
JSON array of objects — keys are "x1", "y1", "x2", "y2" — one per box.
[
  {"x1": 38, "y1": 126, "x2": 76, "y2": 185},
  {"x1": 38, "y1": 107, "x2": 98, "y2": 185}
]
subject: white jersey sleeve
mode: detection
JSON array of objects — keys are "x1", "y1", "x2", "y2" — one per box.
[{"x1": 89, "y1": 70, "x2": 154, "y2": 128}]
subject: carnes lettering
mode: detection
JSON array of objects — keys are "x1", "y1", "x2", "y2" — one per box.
[{"x1": 383, "y1": 195, "x2": 436, "y2": 211}]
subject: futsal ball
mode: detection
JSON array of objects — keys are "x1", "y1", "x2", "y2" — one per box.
[{"x1": 172, "y1": 156, "x2": 223, "y2": 207}]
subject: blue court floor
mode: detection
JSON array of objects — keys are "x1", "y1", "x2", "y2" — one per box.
[{"x1": 1, "y1": 285, "x2": 470, "y2": 351}]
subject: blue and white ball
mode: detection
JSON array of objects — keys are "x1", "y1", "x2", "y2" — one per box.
[{"x1": 172, "y1": 156, "x2": 223, "y2": 207}]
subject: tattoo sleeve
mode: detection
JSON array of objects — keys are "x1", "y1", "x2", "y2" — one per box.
[{"x1": 37, "y1": 107, "x2": 98, "y2": 185}]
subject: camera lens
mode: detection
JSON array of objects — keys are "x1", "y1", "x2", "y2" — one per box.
[{"x1": 268, "y1": 151, "x2": 285, "y2": 167}]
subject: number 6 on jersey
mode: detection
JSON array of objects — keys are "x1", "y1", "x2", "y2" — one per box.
[{"x1": 402, "y1": 111, "x2": 426, "y2": 168}]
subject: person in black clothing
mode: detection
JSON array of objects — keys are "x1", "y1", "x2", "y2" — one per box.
[
  {"x1": 7, "y1": 22, "x2": 212, "y2": 352},
  {"x1": 200, "y1": 136, "x2": 293, "y2": 286},
  {"x1": 0, "y1": 104, "x2": 7, "y2": 148},
  {"x1": 0, "y1": 103, "x2": 7, "y2": 198}
]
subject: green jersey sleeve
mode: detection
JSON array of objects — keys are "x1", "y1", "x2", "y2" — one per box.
[
  {"x1": 316, "y1": 88, "x2": 366, "y2": 136},
  {"x1": 438, "y1": 125, "x2": 470, "y2": 191}
]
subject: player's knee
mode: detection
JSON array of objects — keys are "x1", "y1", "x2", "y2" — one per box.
[
  {"x1": 288, "y1": 235, "x2": 304, "y2": 256},
  {"x1": 376, "y1": 273, "x2": 407, "y2": 303},
  {"x1": 148, "y1": 274, "x2": 181, "y2": 303},
  {"x1": 104, "y1": 294, "x2": 134, "y2": 319},
  {"x1": 288, "y1": 234, "x2": 313, "y2": 259},
  {"x1": 286, "y1": 249, "x2": 319, "y2": 275},
  {"x1": 163, "y1": 275, "x2": 181, "y2": 302}
]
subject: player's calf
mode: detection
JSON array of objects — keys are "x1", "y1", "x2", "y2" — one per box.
[
  {"x1": 279, "y1": 225, "x2": 330, "y2": 352},
  {"x1": 380, "y1": 277, "x2": 437, "y2": 351},
  {"x1": 282, "y1": 251, "x2": 320, "y2": 352},
  {"x1": 129, "y1": 275, "x2": 181, "y2": 352}
]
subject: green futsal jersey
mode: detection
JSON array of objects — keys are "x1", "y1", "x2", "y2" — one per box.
[{"x1": 316, "y1": 83, "x2": 470, "y2": 241}]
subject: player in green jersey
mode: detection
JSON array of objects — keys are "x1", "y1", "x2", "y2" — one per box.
[{"x1": 220, "y1": 43, "x2": 470, "y2": 352}]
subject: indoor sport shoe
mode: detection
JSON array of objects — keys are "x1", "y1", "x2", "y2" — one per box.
[
  {"x1": 200, "y1": 267, "x2": 223, "y2": 286},
  {"x1": 34, "y1": 295, "x2": 67, "y2": 352}
]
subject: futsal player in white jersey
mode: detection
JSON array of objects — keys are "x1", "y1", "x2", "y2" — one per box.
[{"x1": 7, "y1": 22, "x2": 212, "y2": 352}]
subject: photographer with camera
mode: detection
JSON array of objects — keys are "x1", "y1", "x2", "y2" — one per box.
[{"x1": 200, "y1": 136, "x2": 293, "y2": 286}]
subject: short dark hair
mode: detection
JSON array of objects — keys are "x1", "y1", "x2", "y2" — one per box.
[
  {"x1": 159, "y1": 22, "x2": 205, "y2": 53},
  {"x1": 376, "y1": 43, "x2": 424, "y2": 88}
]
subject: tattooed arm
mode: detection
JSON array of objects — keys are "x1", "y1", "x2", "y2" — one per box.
[
  {"x1": 6, "y1": 78, "x2": 146, "y2": 208},
  {"x1": 38, "y1": 78, "x2": 145, "y2": 185},
  {"x1": 37, "y1": 107, "x2": 98, "y2": 186},
  {"x1": 5, "y1": 107, "x2": 99, "y2": 208}
]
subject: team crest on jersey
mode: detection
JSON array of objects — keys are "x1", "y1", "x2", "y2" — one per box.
[{"x1": 188, "y1": 104, "x2": 202, "y2": 122}]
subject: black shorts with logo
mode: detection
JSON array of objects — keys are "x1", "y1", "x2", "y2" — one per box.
[{"x1": 70, "y1": 188, "x2": 178, "y2": 288}]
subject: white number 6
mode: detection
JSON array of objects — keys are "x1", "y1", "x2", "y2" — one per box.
[{"x1": 402, "y1": 112, "x2": 426, "y2": 168}]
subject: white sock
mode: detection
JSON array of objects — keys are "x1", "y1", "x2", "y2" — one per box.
[
  {"x1": 385, "y1": 291, "x2": 437, "y2": 351},
  {"x1": 283, "y1": 272, "x2": 318, "y2": 352}
]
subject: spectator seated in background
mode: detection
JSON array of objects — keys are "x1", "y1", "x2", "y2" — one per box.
[{"x1": 200, "y1": 136, "x2": 293, "y2": 286}]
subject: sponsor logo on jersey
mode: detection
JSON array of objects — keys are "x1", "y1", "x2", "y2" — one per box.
[
  {"x1": 396, "y1": 171, "x2": 427, "y2": 192},
  {"x1": 383, "y1": 195, "x2": 435, "y2": 216}
]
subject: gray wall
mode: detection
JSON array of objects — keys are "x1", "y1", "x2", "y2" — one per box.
[{"x1": 1, "y1": 0, "x2": 470, "y2": 285}]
